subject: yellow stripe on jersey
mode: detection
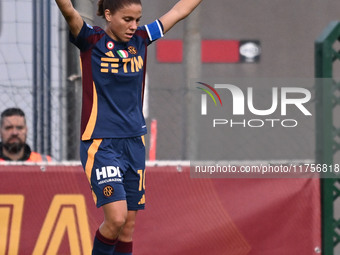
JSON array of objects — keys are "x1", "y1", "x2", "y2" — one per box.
[
  {"x1": 101, "y1": 57, "x2": 119, "y2": 62},
  {"x1": 85, "y1": 139, "x2": 103, "y2": 205},
  {"x1": 82, "y1": 82, "x2": 98, "y2": 140},
  {"x1": 141, "y1": 135, "x2": 145, "y2": 146}
]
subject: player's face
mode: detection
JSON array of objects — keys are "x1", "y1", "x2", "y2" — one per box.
[
  {"x1": 105, "y1": 3, "x2": 142, "y2": 43},
  {"x1": 0, "y1": 115, "x2": 27, "y2": 153}
]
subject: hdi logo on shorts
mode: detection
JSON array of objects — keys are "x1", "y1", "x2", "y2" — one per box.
[
  {"x1": 96, "y1": 166, "x2": 122, "y2": 180},
  {"x1": 196, "y1": 82, "x2": 312, "y2": 128}
]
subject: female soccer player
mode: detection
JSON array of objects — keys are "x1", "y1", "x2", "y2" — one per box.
[{"x1": 55, "y1": 0, "x2": 202, "y2": 254}]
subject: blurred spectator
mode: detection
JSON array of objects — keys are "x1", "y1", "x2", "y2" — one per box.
[{"x1": 0, "y1": 108, "x2": 52, "y2": 162}]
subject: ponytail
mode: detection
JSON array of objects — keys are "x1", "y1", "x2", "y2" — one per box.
[{"x1": 97, "y1": 0, "x2": 105, "y2": 17}]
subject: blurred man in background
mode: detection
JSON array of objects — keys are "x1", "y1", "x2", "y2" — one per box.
[{"x1": 0, "y1": 108, "x2": 52, "y2": 162}]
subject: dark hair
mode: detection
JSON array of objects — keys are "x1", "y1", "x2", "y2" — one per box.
[
  {"x1": 1, "y1": 108, "x2": 26, "y2": 126},
  {"x1": 97, "y1": 0, "x2": 142, "y2": 18}
]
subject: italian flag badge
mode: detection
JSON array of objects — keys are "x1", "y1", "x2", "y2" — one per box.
[{"x1": 117, "y1": 50, "x2": 129, "y2": 58}]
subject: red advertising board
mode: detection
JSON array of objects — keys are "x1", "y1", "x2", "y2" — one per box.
[{"x1": 0, "y1": 165, "x2": 321, "y2": 254}]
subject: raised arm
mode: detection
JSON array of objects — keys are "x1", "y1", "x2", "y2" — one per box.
[
  {"x1": 159, "y1": 0, "x2": 202, "y2": 34},
  {"x1": 55, "y1": 0, "x2": 84, "y2": 38}
]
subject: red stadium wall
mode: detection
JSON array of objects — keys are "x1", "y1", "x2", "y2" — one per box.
[{"x1": 0, "y1": 165, "x2": 321, "y2": 255}]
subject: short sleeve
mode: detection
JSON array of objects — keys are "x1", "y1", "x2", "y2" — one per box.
[{"x1": 69, "y1": 21, "x2": 103, "y2": 52}]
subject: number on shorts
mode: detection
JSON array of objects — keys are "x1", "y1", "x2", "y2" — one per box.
[{"x1": 137, "y1": 169, "x2": 146, "y2": 191}]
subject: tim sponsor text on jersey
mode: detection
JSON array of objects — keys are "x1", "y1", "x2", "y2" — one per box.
[{"x1": 101, "y1": 53, "x2": 143, "y2": 74}]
